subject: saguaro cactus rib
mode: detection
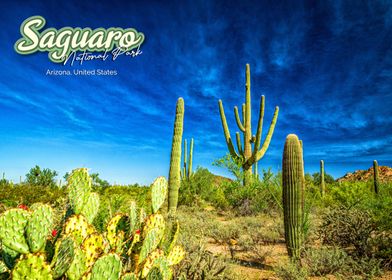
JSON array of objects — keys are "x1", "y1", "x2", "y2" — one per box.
[
  {"x1": 218, "y1": 64, "x2": 279, "y2": 186},
  {"x1": 168, "y1": 98, "x2": 184, "y2": 214}
]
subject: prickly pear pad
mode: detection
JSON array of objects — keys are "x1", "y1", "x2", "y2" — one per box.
[
  {"x1": 67, "y1": 246, "x2": 87, "y2": 280},
  {"x1": 129, "y1": 201, "x2": 139, "y2": 233},
  {"x1": 64, "y1": 215, "x2": 95, "y2": 245},
  {"x1": 89, "y1": 253, "x2": 122, "y2": 280},
  {"x1": 167, "y1": 245, "x2": 185, "y2": 265},
  {"x1": 81, "y1": 192, "x2": 100, "y2": 224},
  {"x1": 1, "y1": 244, "x2": 20, "y2": 269},
  {"x1": 139, "y1": 214, "x2": 165, "y2": 264},
  {"x1": 106, "y1": 214, "x2": 128, "y2": 251},
  {"x1": 26, "y1": 203, "x2": 54, "y2": 253},
  {"x1": 151, "y1": 176, "x2": 168, "y2": 213},
  {"x1": 12, "y1": 253, "x2": 53, "y2": 280},
  {"x1": 51, "y1": 235, "x2": 75, "y2": 278},
  {"x1": 0, "y1": 209, "x2": 30, "y2": 254},
  {"x1": 141, "y1": 249, "x2": 164, "y2": 278},
  {"x1": 67, "y1": 168, "x2": 92, "y2": 215},
  {"x1": 82, "y1": 232, "x2": 106, "y2": 267}
]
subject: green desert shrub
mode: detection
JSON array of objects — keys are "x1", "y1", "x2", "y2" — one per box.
[
  {"x1": 275, "y1": 261, "x2": 308, "y2": 280},
  {"x1": 319, "y1": 206, "x2": 375, "y2": 256},
  {"x1": 304, "y1": 246, "x2": 350, "y2": 276},
  {"x1": 25, "y1": 165, "x2": 58, "y2": 188},
  {"x1": 222, "y1": 175, "x2": 282, "y2": 216},
  {"x1": 93, "y1": 184, "x2": 150, "y2": 231},
  {"x1": 0, "y1": 183, "x2": 66, "y2": 209},
  {"x1": 173, "y1": 244, "x2": 228, "y2": 280},
  {"x1": 179, "y1": 167, "x2": 229, "y2": 209},
  {"x1": 304, "y1": 246, "x2": 382, "y2": 279}
]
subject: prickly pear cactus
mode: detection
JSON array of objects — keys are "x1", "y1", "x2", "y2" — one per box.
[
  {"x1": 0, "y1": 209, "x2": 30, "y2": 254},
  {"x1": 26, "y1": 203, "x2": 54, "y2": 253},
  {"x1": 12, "y1": 253, "x2": 53, "y2": 280},
  {"x1": 1, "y1": 170, "x2": 184, "y2": 280}
]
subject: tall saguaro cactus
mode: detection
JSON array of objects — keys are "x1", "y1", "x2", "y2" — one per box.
[
  {"x1": 168, "y1": 98, "x2": 184, "y2": 215},
  {"x1": 373, "y1": 160, "x2": 379, "y2": 195},
  {"x1": 182, "y1": 138, "x2": 194, "y2": 179},
  {"x1": 320, "y1": 160, "x2": 325, "y2": 197},
  {"x1": 218, "y1": 64, "x2": 279, "y2": 186},
  {"x1": 282, "y1": 134, "x2": 305, "y2": 261}
]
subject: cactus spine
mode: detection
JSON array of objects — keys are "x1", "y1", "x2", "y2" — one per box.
[
  {"x1": 282, "y1": 134, "x2": 305, "y2": 261},
  {"x1": 320, "y1": 160, "x2": 325, "y2": 197},
  {"x1": 218, "y1": 64, "x2": 279, "y2": 186},
  {"x1": 181, "y1": 138, "x2": 194, "y2": 179},
  {"x1": 168, "y1": 98, "x2": 184, "y2": 215},
  {"x1": 373, "y1": 160, "x2": 379, "y2": 194}
]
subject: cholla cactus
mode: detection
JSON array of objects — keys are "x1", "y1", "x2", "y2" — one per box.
[{"x1": 0, "y1": 169, "x2": 184, "y2": 279}]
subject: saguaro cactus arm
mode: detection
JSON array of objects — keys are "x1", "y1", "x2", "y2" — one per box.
[
  {"x1": 253, "y1": 95, "x2": 265, "y2": 153},
  {"x1": 254, "y1": 106, "x2": 279, "y2": 162},
  {"x1": 234, "y1": 106, "x2": 245, "y2": 132},
  {"x1": 218, "y1": 100, "x2": 240, "y2": 160},
  {"x1": 235, "y1": 132, "x2": 244, "y2": 157}
]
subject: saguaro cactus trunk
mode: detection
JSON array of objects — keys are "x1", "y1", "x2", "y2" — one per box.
[
  {"x1": 320, "y1": 160, "x2": 325, "y2": 197},
  {"x1": 168, "y1": 98, "x2": 184, "y2": 215},
  {"x1": 218, "y1": 64, "x2": 279, "y2": 186},
  {"x1": 282, "y1": 134, "x2": 305, "y2": 262},
  {"x1": 373, "y1": 160, "x2": 379, "y2": 195}
]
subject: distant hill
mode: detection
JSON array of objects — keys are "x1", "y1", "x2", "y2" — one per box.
[{"x1": 337, "y1": 165, "x2": 392, "y2": 182}]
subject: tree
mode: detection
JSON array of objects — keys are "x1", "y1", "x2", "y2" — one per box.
[
  {"x1": 312, "y1": 172, "x2": 334, "y2": 185},
  {"x1": 25, "y1": 165, "x2": 58, "y2": 187}
]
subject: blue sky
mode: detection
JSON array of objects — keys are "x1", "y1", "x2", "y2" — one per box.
[{"x1": 0, "y1": 0, "x2": 391, "y2": 184}]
